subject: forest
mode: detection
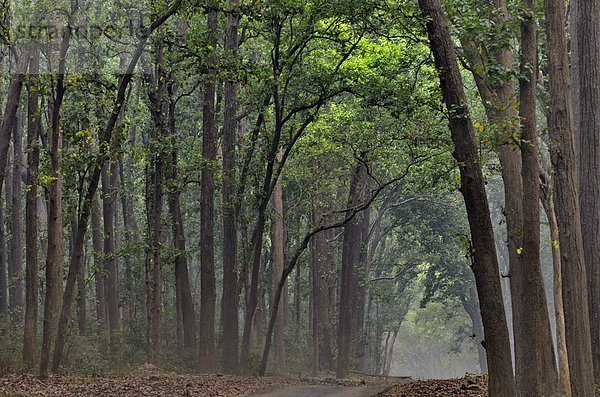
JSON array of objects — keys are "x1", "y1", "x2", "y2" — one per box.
[{"x1": 0, "y1": 0, "x2": 597, "y2": 396}]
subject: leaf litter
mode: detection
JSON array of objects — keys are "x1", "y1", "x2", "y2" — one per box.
[{"x1": 0, "y1": 366, "x2": 486, "y2": 397}]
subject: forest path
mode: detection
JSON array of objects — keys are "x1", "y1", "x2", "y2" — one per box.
[{"x1": 249, "y1": 385, "x2": 391, "y2": 397}]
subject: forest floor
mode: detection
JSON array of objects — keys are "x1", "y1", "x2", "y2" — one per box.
[
  {"x1": 0, "y1": 365, "x2": 486, "y2": 396},
  {"x1": 379, "y1": 375, "x2": 487, "y2": 397}
]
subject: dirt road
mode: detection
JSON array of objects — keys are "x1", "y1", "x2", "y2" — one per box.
[{"x1": 250, "y1": 385, "x2": 391, "y2": 397}]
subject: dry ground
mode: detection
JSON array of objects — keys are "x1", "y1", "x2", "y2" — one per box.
[
  {"x1": 380, "y1": 375, "x2": 487, "y2": 397},
  {"x1": 0, "y1": 366, "x2": 486, "y2": 397}
]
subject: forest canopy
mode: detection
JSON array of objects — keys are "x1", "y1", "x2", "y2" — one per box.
[{"x1": 0, "y1": 0, "x2": 598, "y2": 396}]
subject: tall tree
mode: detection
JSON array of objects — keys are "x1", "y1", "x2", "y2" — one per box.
[
  {"x1": 517, "y1": 0, "x2": 559, "y2": 393},
  {"x1": 166, "y1": 85, "x2": 197, "y2": 365},
  {"x1": 545, "y1": 0, "x2": 595, "y2": 394},
  {"x1": 417, "y1": 0, "x2": 516, "y2": 395},
  {"x1": 311, "y1": 208, "x2": 334, "y2": 373},
  {"x1": 0, "y1": 52, "x2": 28, "y2": 323},
  {"x1": 199, "y1": 0, "x2": 218, "y2": 372},
  {"x1": 23, "y1": 44, "x2": 41, "y2": 369},
  {"x1": 220, "y1": 0, "x2": 241, "y2": 375},
  {"x1": 337, "y1": 162, "x2": 365, "y2": 379},
  {"x1": 91, "y1": 197, "x2": 107, "y2": 330},
  {"x1": 143, "y1": 50, "x2": 167, "y2": 366},
  {"x1": 101, "y1": 161, "x2": 120, "y2": 344},
  {"x1": 50, "y1": 0, "x2": 185, "y2": 371},
  {"x1": 540, "y1": 169, "x2": 571, "y2": 395},
  {"x1": 570, "y1": 0, "x2": 600, "y2": 382},
  {"x1": 273, "y1": 158, "x2": 286, "y2": 373},
  {"x1": 9, "y1": 113, "x2": 24, "y2": 314},
  {"x1": 40, "y1": 19, "x2": 72, "y2": 372}
]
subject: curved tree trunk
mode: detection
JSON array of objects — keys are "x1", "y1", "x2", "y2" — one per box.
[{"x1": 417, "y1": 0, "x2": 516, "y2": 395}]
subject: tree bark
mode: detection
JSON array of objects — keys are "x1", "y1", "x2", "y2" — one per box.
[
  {"x1": 382, "y1": 330, "x2": 398, "y2": 377},
  {"x1": 545, "y1": 0, "x2": 596, "y2": 394},
  {"x1": 76, "y1": 246, "x2": 87, "y2": 336},
  {"x1": 463, "y1": 296, "x2": 487, "y2": 374},
  {"x1": 220, "y1": 0, "x2": 241, "y2": 375},
  {"x1": 518, "y1": 0, "x2": 560, "y2": 393},
  {"x1": 91, "y1": 196, "x2": 107, "y2": 330},
  {"x1": 101, "y1": 162, "x2": 120, "y2": 344},
  {"x1": 570, "y1": 0, "x2": 600, "y2": 384},
  {"x1": 166, "y1": 88, "x2": 197, "y2": 365},
  {"x1": 23, "y1": 45, "x2": 41, "y2": 369},
  {"x1": 273, "y1": 159, "x2": 286, "y2": 373},
  {"x1": 0, "y1": 58, "x2": 26, "y2": 214},
  {"x1": 463, "y1": 1, "x2": 527, "y2": 387},
  {"x1": 9, "y1": 111, "x2": 24, "y2": 315},
  {"x1": 199, "y1": 0, "x2": 218, "y2": 373},
  {"x1": 418, "y1": 0, "x2": 516, "y2": 395},
  {"x1": 0, "y1": 190, "x2": 6, "y2": 319},
  {"x1": 118, "y1": 156, "x2": 137, "y2": 325},
  {"x1": 0, "y1": 54, "x2": 27, "y2": 324},
  {"x1": 540, "y1": 171, "x2": 571, "y2": 396},
  {"x1": 311, "y1": 208, "x2": 335, "y2": 374},
  {"x1": 143, "y1": 52, "x2": 167, "y2": 366},
  {"x1": 40, "y1": 95, "x2": 65, "y2": 377},
  {"x1": 337, "y1": 163, "x2": 365, "y2": 379}
]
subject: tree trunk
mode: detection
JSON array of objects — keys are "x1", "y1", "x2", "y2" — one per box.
[
  {"x1": 312, "y1": 209, "x2": 335, "y2": 374},
  {"x1": 5, "y1": 146, "x2": 14, "y2": 315},
  {"x1": 102, "y1": 162, "x2": 120, "y2": 344},
  {"x1": 545, "y1": 0, "x2": 596, "y2": 394},
  {"x1": 463, "y1": 295, "x2": 487, "y2": 374},
  {"x1": 119, "y1": 156, "x2": 137, "y2": 326},
  {"x1": 240, "y1": 21, "x2": 287, "y2": 373},
  {"x1": 518, "y1": 0, "x2": 560, "y2": 393},
  {"x1": 91, "y1": 197, "x2": 107, "y2": 330},
  {"x1": 0, "y1": 55, "x2": 27, "y2": 324},
  {"x1": 540, "y1": 171, "x2": 571, "y2": 396},
  {"x1": 40, "y1": 94, "x2": 65, "y2": 377},
  {"x1": 220, "y1": 0, "x2": 241, "y2": 375},
  {"x1": 76, "y1": 246, "x2": 87, "y2": 336},
  {"x1": 273, "y1": 160, "x2": 286, "y2": 373},
  {"x1": 199, "y1": 0, "x2": 218, "y2": 373},
  {"x1": 143, "y1": 54, "x2": 167, "y2": 366},
  {"x1": 464, "y1": 0, "x2": 530, "y2": 388},
  {"x1": 0, "y1": 57, "x2": 26, "y2": 214},
  {"x1": 9, "y1": 111, "x2": 24, "y2": 315},
  {"x1": 39, "y1": 25, "x2": 74, "y2": 367},
  {"x1": 166, "y1": 89, "x2": 197, "y2": 365},
  {"x1": 353, "y1": 207, "x2": 370, "y2": 365},
  {"x1": 23, "y1": 45, "x2": 41, "y2": 369},
  {"x1": 417, "y1": 0, "x2": 516, "y2": 395},
  {"x1": 570, "y1": 0, "x2": 600, "y2": 384},
  {"x1": 383, "y1": 330, "x2": 398, "y2": 377},
  {"x1": 0, "y1": 191, "x2": 6, "y2": 320},
  {"x1": 145, "y1": 145, "x2": 163, "y2": 366},
  {"x1": 336, "y1": 163, "x2": 365, "y2": 379}
]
